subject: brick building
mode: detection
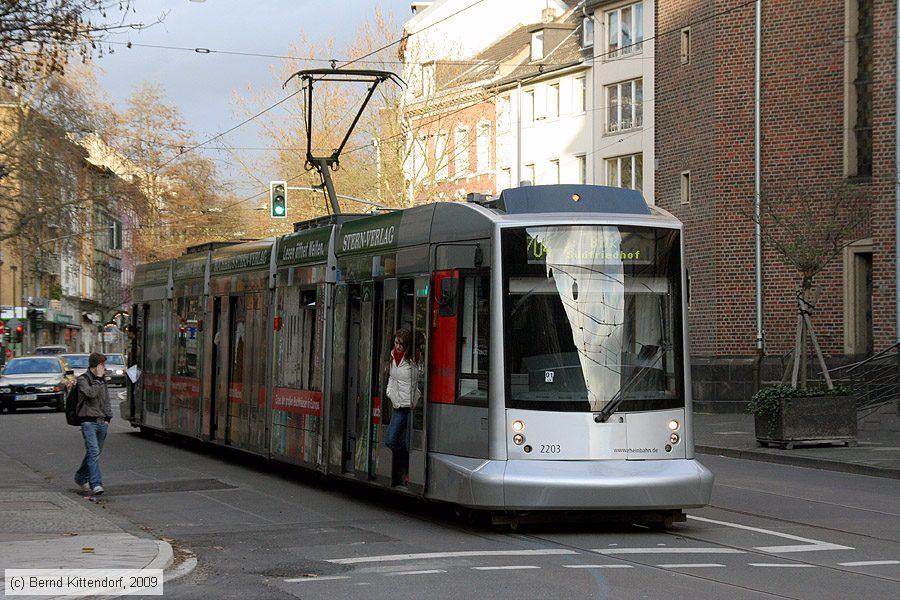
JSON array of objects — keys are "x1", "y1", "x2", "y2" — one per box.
[{"x1": 655, "y1": 0, "x2": 897, "y2": 411}]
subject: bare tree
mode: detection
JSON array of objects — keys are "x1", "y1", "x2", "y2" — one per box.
[
  {"x1": 114, "y1": 81, "x2": 243, "y2": 261},
  {"x1": 0, "y1": 64, "x2": 113, "y2": 246},
  {"x1": 0, "y1": 1, "x2": 156, "y2": 88},
  {"x1": 757, "y1": 182, "x2": 869, "y2": 388}
]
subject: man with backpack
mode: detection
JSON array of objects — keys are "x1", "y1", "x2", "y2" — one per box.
[{"x1": 73, "y1": 352, "x2": 112, "y2": 495}]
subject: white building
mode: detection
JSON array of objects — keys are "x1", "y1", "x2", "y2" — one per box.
[
  {"x1": 493, "y1": 9, "x2": 594, "y2": 189},
  {"x1": 586, "y1": 0, "x2": 654, "y2": 203}
]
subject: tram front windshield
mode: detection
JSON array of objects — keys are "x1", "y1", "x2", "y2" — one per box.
[{"x1": 502, "y1": 225, "x2": 683, "y2": 413}]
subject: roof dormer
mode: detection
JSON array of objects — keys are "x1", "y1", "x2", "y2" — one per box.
[{"x1": 527, "y1": 21, "x2": 577, "y2": 63}]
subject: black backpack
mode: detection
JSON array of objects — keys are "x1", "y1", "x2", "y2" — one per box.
[{"x1": 65, "y1": 376, "x2": 84, "y2": 426}]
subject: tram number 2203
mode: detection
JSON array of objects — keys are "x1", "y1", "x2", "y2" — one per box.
[{"x1": 539, "y1": 444, "x2": 561, "y2": 454}]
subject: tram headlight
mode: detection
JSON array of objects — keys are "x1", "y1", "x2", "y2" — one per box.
[
  {"x1": 511, "y1": 419, "x2": 525, "y2": 432},
  {"x1": 669, "y1": 433, "x2": 680, "y2": 444},
  {"x1": 513, "y1": 433, "x2": 525, "y2": 445},
  {"x1": 668, "y1": 419, "x2": 680, "y2": 431}
]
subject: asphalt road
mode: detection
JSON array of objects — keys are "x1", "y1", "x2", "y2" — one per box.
[{"x1": 1, "y1": 402, "x2": 898, "y2": 600}]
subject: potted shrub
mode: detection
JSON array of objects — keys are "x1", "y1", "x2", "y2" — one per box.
[{"x1": 749, "y1": 384, "x2": 857, "y2": 449}]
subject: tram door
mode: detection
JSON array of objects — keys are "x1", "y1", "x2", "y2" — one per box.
[
  {"x1": 328, "y1": 284, "x2": 348, "y2": 473},
  {"x1": 132, "y1": 303, "x2": 149, "y2": 423},
  {"x1": 408, "y1": 276, "x2": 430, "y2": 492},
  {"x1": 208, "y1": 297, "x2": 222, "y2": 441}
]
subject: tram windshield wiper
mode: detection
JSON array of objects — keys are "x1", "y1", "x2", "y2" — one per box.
[{"x1": 595, "y1": 343, "x2": 666, "y2": 423}]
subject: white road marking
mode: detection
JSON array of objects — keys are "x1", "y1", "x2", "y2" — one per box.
[
  {"x1": 327, "y1": 549, "x2": 577, "y2": 565},
  {"x1": 563, "y1": 565, "x2": 633, "y2": 569},
  {"x1": 592, "y1": 548, "x2": 744, "y2": 555},
  {"x1": 749, "y1": 563, "x2": 817, "y2": 568},
  {"x1": 472, "y1": 566, "x2": 541, "y2": 571},
  {"x1": 284, "y1": 576, "x2": 351, "y2": 583},
  {"x1": 688, "y1": 515, "x2": 854, "y2": 553},
  {"x1": 838, "y1": 560, "x2": 900, "y2": 567},
  {"x1": 384, "y1": 570, "x2": 447, "y2": 576},
  {"x1": 657, "y1": 563, "x2": 726, "y2": 569}
]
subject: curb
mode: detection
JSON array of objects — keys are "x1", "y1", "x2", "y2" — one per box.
[
  {"x1": 696, "y1": 445, "x2": 900, "y2": 480},
  {"x1": 146, "y1": 540, "x2": 174, "y2": 571}
]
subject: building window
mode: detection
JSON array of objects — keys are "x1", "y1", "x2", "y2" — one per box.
[
  {"x1": 500, "y1": 167, "x2": 512, "y2": 190},
  {"x1": 422, "y1": 63, "x2": 435, "y2": 97},
  {"x1": 573, "y1": 76, "x2": 586, "y2": 113},
  {"x1": 575, "y1": 154, "x2": 587, "y2": 184},
  {"x1": 523, "y1": 89, "x2": 535, "y2": 123},
  {"x1": 606, "y1": 78, "x2": 643, "y2": 132},
  {"x1": 680, "y1": 28, "x2": 691, "y2": 64},
  {"x1": 583, "y1": 15, "x2": 594, "y2": 47},
  {"x1": 531, "y1": 30, "x2": 544, "y2": 61},
  {"x1": 476, "y1": 122, "x2": 491, "y2": 173},
  {"x1": 413, "y1": 135, "x2": 427, "y2": 183},
  {"x1": 607, "y1": 2, "x2": 643, "y2": 58},
  {"x1": 497, "y1": 95, "x2": 511, "y2": 132},
  {"x1": 549, "y1": 159, "x2": 560, "y2": 184},
  {"x1": 606, "y1": 153, "x2": 643, "y2": 191},
  {"x1": 523, "y1": 163, "x2": 535, "y2": 186},
  {"x1": 853, "y1": 0, "x2": 873, "y2": 178},
  {"x1": 680, "y1": 171, "x2": 691, "y2": 204},
  {"x1": 547, "y1": 83, "x2": 560, "y2": 118},
  {"x1": 454, "y1": 127, "x2": 469, "y2": 178},
  {"x1": 435, "y1": 131, "x2": 448, "y2": 180}
]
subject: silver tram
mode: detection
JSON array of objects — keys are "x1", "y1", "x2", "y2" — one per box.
[{"x1": 125, "y1": 184, "x2": 713, "y2": 525}]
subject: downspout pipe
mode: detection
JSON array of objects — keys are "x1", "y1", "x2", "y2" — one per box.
[
  {"x1": 516, "y1": 80, "x2": 522, "y2": 186},
  {"x1": 753, "y1": 0, "x2": 765, "y2": 389}
]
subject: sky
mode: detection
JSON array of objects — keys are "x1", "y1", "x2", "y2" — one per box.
[{"x1": 89, "y1": 0, "x2": 414, "y2": 196}]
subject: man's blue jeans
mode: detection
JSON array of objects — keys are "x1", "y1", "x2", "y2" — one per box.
[{"x1": 75, "y1": 421, "x2": 108, "y2": 488}]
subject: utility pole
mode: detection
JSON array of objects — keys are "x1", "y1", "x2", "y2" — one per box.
[{"x1": 10, "y1": 265, "x2": 17, "y2": 357}]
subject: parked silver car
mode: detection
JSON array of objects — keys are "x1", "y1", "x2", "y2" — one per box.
[{"x1": 0, "y1": 356, "x2": 74, "y2": 413}]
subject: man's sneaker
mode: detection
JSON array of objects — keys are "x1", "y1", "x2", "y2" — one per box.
[
  {"x1": 75, "y1": 478, "x2": 91, "y2": 493},
  {"x1": 91, "y1": 485, "x2": 104, "y2": 495}
]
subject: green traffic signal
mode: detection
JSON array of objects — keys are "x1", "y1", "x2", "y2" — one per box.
[{"x1": 270, "y1": 181, "x2": 287, "y2": 219}]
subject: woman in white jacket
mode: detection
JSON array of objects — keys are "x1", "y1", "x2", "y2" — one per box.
[{"x1": 385, "y1": 328, "x2": 417, "y2": 485}]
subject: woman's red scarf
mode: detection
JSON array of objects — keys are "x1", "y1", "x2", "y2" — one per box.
[{"x1": 392, "y1": 349, "x2": 405, "y2": 366}]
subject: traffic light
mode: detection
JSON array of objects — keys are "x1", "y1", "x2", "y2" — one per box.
[
  {"x1": 14, "y1": 324, "x2": 23, "y2": 343},
  {"x1": 270, "y1": 181, "x2": 287, "y2": 219}
]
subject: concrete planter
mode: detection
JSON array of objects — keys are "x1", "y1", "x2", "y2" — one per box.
[{"x1": 754, "y1": 394, "x2": 858, "y2": 450}]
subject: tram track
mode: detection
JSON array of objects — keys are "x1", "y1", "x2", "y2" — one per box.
[
  {"x1": 706, "y1": 501, "x2": 900, "y2": 547},
  {"x1": 386, "y1": 495, "x2": 899, "y2": 598},
  {"x1": 501, "y1": 522, "x2": 900, "y2": 600}
]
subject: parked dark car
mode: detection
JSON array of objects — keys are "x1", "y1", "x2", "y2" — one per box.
[
  {"x1": 33, "y1": 345, "x2": 68, "y2": 355},
  {"x1": 0, "y1": 356, "x2": 74, "y2": 413},
  {"x1": 104, "y1": 353, "x2": 127, "y2": 386}
]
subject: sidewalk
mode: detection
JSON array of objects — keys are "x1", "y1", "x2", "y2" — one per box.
[
  {"x1": 0, "y1": 450, "x2": 173, "y2": 599},
  {"x1": 694, "y1": 412, "x2": 900, "y2": 479}
]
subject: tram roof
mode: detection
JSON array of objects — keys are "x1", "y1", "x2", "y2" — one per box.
[
  {"x1": 490, "y1": 185, "x2": 651, "y2": 215},
  {"x1": 209, "y1": 238, "x2": 274, "y2": 275},
  {"x1": 134, "y1": 259, "x2": 171, "y2": 287}
]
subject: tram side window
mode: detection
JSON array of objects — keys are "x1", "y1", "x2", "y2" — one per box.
[
  {"x1": 175, "y1": 297, "x2": 201, "y2": 377},
  {"x1": 280, "y1": 287, "x2": 319, "y2": 391},
  {"x1": 458, "y1": 275, "x2": 489, "y2": 407}
]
